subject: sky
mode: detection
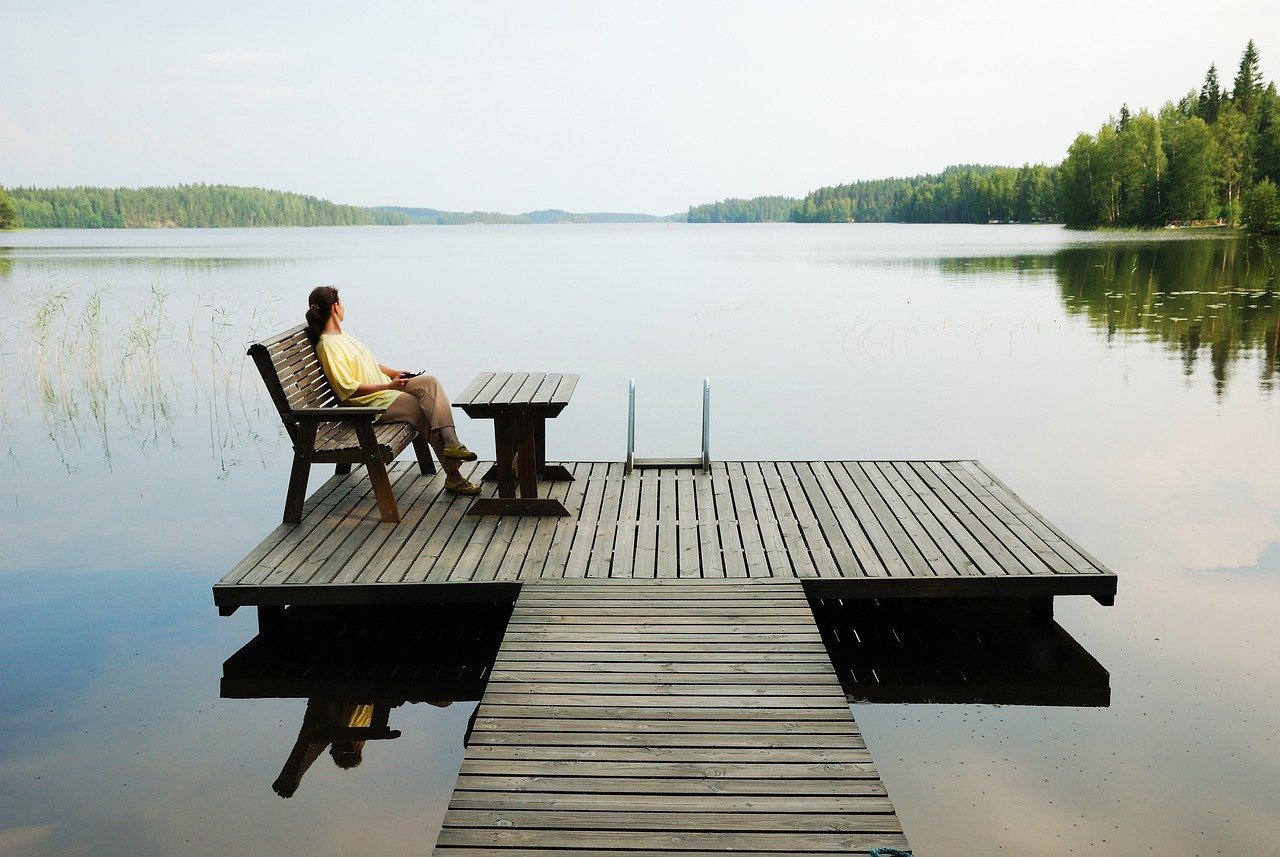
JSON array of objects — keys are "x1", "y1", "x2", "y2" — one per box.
[{"x1": 2, "y1": 0, "x2": 1278, "y2": 214}]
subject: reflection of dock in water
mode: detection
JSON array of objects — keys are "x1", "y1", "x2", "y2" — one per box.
[{"x1": 217, "y1": 457, "x2": 1116, "y2": 852}]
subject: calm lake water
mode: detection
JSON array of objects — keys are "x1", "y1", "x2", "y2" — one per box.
[{"x1": 1, "y1": 224, "x2": 1277, "y2": 855}]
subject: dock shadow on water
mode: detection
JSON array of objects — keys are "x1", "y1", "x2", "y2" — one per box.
[{"x1": 220, "y1": 596, "x2": 1108, "y2": 809}]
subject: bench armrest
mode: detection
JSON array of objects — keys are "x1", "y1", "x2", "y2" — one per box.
[{"x1": 291, "y1": 407, "x2": 383, "y2": 422}]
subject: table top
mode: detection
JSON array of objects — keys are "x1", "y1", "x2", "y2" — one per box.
[{"x1": 453, "y1": 372, "x2": 579, "y2": 417}]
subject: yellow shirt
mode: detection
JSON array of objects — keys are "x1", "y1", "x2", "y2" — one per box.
[{"x1": 315, "y1": 332, "x2": 400, "y2": 409}]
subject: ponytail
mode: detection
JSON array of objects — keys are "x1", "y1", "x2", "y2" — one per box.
[{"x1": 305, "y1": 286, "x2": 339, "y2": 345}]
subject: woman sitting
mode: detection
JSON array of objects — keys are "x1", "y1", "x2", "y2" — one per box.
[{"x1": 305, "y1": 285, "x2": 481, "y2": 495}]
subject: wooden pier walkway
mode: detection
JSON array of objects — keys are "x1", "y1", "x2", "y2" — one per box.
[
  {"x1": 215, "y1": 459, "x2": 1115, "y2": 612},
  {"x1": 435, "y1": 578, "x2": 909, "y2": 855}
]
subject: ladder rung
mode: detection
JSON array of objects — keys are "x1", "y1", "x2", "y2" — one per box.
[{"x1": 632, "y1": 457, "x2": 704, "y2": 469}]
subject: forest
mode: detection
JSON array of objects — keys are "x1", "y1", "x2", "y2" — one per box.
[
  {"x1": 689, "y1": 41, "x2": 1280, "y2": 234},
  {"x1": 4, "y1": 184, "x2": 410, "y2": 228},
  {"x1": 1060, "y1": 41, "x2": 1279, "y2": 230}
]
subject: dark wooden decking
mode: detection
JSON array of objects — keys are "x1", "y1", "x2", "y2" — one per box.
[
  {"x1": 435, "y1": 578, "x2": 909, "y2": 856},
  {"x1": 215, "y1": 460, "x2": 1115, "y2": 611}
]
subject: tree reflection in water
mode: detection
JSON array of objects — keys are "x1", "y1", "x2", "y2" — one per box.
[{"x1": 941, "y1": 236, "x2": 1280, "y2": 396}]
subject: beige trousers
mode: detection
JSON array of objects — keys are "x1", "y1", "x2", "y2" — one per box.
[{"x1": 378, "y1": 374, "x2": 455, "y2": 436}]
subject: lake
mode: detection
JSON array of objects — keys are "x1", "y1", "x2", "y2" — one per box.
[{"x1": 1, "y1": 224, "x2": 1277, "y2": 855}]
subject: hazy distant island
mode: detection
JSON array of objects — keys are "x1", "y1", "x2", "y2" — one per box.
[
  {"x1": 374, "y1": 206, "x2": 680, "y2": 225},
  {"x1": 2, "y1": 41, "x2": 1276, "y2": 235}
]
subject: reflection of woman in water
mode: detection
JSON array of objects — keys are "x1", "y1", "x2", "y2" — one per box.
[
  {"x1": 272, "y1": 700, "x2": 377, "y2": 798},
  {"x1": 305, "y1": 285, "x2": 481, "y2": 496}
]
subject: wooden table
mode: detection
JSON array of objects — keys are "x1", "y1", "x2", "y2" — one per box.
[{"x1": 453, "y1": 372, "x2": 579, "y2": 516}]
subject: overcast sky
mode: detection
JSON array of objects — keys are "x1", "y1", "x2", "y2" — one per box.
[{"x1": 2, "y1": 1, "x2": 1277, "y2": 213}]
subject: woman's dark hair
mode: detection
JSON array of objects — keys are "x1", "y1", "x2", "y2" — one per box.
[
  {"x1": 330, "y1": 741, "x2": 364, "y2": 769},
  {"x1": 305, "y1": 286, "x2": 339, "y2": 345}
]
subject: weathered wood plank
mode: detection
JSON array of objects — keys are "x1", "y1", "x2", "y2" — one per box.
[
  {"x1": 446, "y1": 793, "x2": 893, "y2": 812},
  {"x1": 585, "y1": 462, "x2": 624, "y2": 578},
  {"x1": 434, "y1": 827, "x2": 909, "y2": 852},
  {"x1": 712, "y1": 462, "x2": 748, "y2": 578},
  {"x1": 447, "y1": 775, "x2": 884, "y2": 795}
]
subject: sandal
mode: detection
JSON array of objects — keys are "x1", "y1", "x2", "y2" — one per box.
[
  {"x1": 442, "y1": 444, "x2": 478, "y2": 461},
  {"x1": 444, "y1": 476, "x2": 481, "y2": 496}
]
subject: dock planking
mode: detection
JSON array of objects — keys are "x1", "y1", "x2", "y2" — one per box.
[
  {"x1": 435, "y1": 578, "x2": 910, "y2": 856},
  {"x1": 215, "y1": 460, "x2": 1115, "y2": 611}
]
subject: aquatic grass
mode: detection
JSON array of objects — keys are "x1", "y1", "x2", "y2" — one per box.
[{"x1": 1, "y1": 278, "x2": 284, "y2": 475}]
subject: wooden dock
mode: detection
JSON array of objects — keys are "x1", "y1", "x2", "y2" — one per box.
[
  {"x1": 215, "y1": 458, "x2": 1119, "y2": 850},
  {"x1": 215, "y1": 459, "x2": 1115, "y2": 612},
  {"x1": 436, "y1": 577, "x2": 909, "y2": 855}
]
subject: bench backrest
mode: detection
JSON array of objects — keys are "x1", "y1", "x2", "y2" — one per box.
[{"x1": 248, "y1": 325, "x2": 340, "y2": 435}]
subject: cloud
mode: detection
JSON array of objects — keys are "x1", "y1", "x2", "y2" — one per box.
[{"x1": 203, "y1": 48, "x2": 286, "y2": 71}]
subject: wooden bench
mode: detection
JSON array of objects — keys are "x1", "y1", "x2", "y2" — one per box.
[
  {"x1": 453, "y1": 371, "x2": 578, "y2": 516},
  {"x1": 248, "y1": 325, "x2": 436, "y2": 525}
]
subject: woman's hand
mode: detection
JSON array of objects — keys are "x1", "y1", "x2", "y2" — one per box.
[{"x1": 388, "y1": 376, "x2": 409, "y2": 391}]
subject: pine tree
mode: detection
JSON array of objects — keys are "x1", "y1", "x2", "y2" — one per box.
[
  {"x1": 1233, "y1": 40, "x2": 1264, "y2": 119},
  {"x1": 1199, "y1": 65, "x2": 1222, "y2": 122}
]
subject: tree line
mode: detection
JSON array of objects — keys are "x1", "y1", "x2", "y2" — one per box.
[
  {"x1": 1061, "y1": 40, "x2": 1279, "y2": 230},
  {"x1": 4, "y1": 184, "x2": 410, "y2": 229},
  {"x1": 689, "y1": 41, "x2": 1280, "y2": 234}
]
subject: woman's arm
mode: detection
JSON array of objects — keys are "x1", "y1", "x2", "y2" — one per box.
[
  {"x1": 346, "y1": 363, "x2": 408, "y2": 397},
  {"x1": 353, "y1": 375, "x2": 408, "y2": 397}
]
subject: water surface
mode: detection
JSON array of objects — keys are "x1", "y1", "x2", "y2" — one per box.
[{"x1": 1, "y1": 224, "x2": 1277, "y2": 855}]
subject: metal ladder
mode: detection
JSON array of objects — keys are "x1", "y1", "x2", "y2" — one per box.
[{"x1": 625, "y1": 378, "x2": 710, "y2": 474}]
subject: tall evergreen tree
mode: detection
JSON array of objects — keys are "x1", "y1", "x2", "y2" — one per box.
[
  {"x1": 1199, "y1": 64, "x2": 1222, "y2": 122},
  {"x1": 1233, "y1": 40, "x2": 1264, "y2": 119}
]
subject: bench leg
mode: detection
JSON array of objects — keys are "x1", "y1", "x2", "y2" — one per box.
[
  {"x1": 283, "y1": 424, "x2": 317, "y2": 524},
  {"x1": 355, "y1": 421, "x2": 400, "y2": 523},
  {"x1": 412, "y1": 434, "x2": 437, "y2": 475}
]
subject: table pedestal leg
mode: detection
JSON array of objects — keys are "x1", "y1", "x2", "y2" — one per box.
[
  {"x1": 468, "y1": 411, "x2": 570, "y2": 517},
  {"x1": 480, "y1": 415, "x2": 575, "y2": 483}
]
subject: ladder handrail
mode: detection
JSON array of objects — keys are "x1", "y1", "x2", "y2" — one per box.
[
  {"x1": 701, "y1": 377, "x2": 710, "y2": 473},
  {"x1": 625, "y1": 378, "x2": 710, "y2": 473},
  {"x1": 626, "y1": 378, "x2": 636, "y2": 473}
]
